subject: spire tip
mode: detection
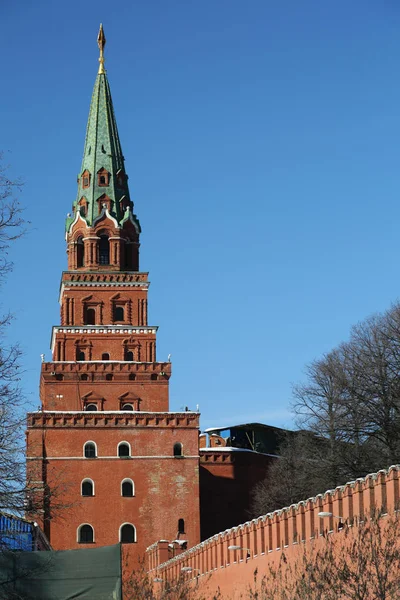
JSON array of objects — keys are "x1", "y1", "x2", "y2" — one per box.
[{"x1": 97, "y1": 24, "x2": 106, "y2": 74}]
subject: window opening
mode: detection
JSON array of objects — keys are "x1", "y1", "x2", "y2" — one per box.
[
  {"x1": 85, "y1": 308, "x2": 95, "y2": 325},
  {"x1": 84, "y1": 442, "x2": 96, "y2": 458},
  {"x1": 129, "y1": 373, "x2": 136, "y2": 381},
  {"x1": 126, "y1": 351, "x2": 134, "y2": 362},
  {"x1": 122, "y1": 404, "x2": 134, "y2": 411},
  {"x1": 106, "y1": 373, "x2": 113, "y2": 381},
  {"x1": 99, "y1": 235, "x2": 110, "y2": 265},
  {"x1": 173, "y1": 443, "x2": 183, "y2": 457},
  {"x1": 114, "y1": 306, "x2": 124, "y2": 321},
  {"x1": 77, "y1": 237, "x2": 84, "y2": 267},
  {"x1": 122, "y1": 480, "x2": 134, "y2": 497},
  {"x1": 120, "y1": 524, "x2": 136, "y2": 543},
  {"x1": 80, "y1": 374, "x2": 89, "y2": 381},
  {"x1": 178, "y1": 518, "x2": 185, "y2": 534},
  {"x1": 85, "y1": 404, "x2": 97, "y2": 411},
  {"x1": 79, "y1": 524, "x2": 94, "y2": 543},
  {"x1": 151, "y1": 374, "x2": 158, "y2": 381},
  {"x1": 102, "y1": 353, "x2": 110, "y2": 360},
  {"x1": 77, "y1": 351, "x2": 85, "y2": 361},
  {"x1": 118, "y1": 443, "x2": 130, "y2": 458},
  {"x1": 81, "y1": 480, "x2": 94, "y2": 496}
]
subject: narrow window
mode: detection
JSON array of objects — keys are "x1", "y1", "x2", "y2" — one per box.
[
  {"x1": 77, "y1": 237, "x2": 84, "y2": 268},
  {"x1": 85, "y1": 308, "x2": 95, "y2": 325},
  {"x1": 120, "y1": 524, "x2": 136, "y2": 543},
  {"x1": 126, "y1": 350, "x2": 134, "y2": 361},
  {"x1": 77, "y1": 350, "x2": 85, "y2": 361},
  {"x1": 85, "y1": 403, "x2": 97, "y2": 411},
  {"x1": 122, "y1": 480, "x2": 134, "y2": 497},
  {"x1": 173, "y1": 443, "x2": 183, "y2": 457},
  {"x1": 122, "y1": 404, "x2": 133, "y2": 411},
  {"x1": 84, "y1": 442, "x2": 96, "y2": 458},
  {"x1": 83, "y1": 176, "x2": 89, "y2": 187},
  {"x1": 114, "y1": 306, "x2": 124, "y2": 321},
  {"x1": 102, "y1": 353, "x2": 110, "y2": 360},
  {"x1": 81, "y1": 480, "x2": 94, "y2": 496},
  {"x1": 99, "y1": 235, "x2": 109, "y2": 265},
  {"x1": 118, "y1": 442, "x2": 130, "y2": 458},
  {"x1": 178, "y1": 519, "x2": 185, "y2": 534},
  {"x1": 78, "y1": 524, "x2": 94, "y2": 543}
]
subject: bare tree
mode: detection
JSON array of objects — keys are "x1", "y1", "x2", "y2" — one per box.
[
  {"x1": 0, "y1": 156, "x2": 27, "y2": 515},
  {"x1": 252, "y1": 302, "x2": 400, "y2": 515},
  {"x1": 123, "y1": 557, "x2": 222, "y2": 600}
]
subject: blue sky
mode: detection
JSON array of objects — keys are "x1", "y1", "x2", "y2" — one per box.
[{"x1": 2, "y1": 1, "x2": 400, "y2": 429}]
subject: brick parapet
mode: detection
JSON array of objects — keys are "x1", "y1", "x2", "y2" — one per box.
[
  {"x1": 27, "y1": 411, "x2": 200, "y2": 429},
  {"x1": 149, "y1": 464, "x2": 400, "y2": 581},
  {"x1": 62, "y1": 271, "x2": 149, "y2": 284},
  {"x1": 41, "y1": 361, "x2": 171, "y2": 377}
]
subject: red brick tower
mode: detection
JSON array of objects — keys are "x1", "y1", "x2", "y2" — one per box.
[{"x1": 26, "y1": 26, "x2": 200, "y2": 560}]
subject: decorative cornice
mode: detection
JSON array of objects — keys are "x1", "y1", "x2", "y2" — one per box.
[
  {"x1": 51, "y1": 325, "x2": 157, "y2": 353},
  {"x1": 27, "y1": 411, "x2": 200, "y2": 429}
]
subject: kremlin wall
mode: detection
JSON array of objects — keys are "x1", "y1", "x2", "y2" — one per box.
[{"x1": 147, "y1": 464, "x2": 400, "y2": 598}]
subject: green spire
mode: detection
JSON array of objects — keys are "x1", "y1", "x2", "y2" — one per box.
[{"x1": 67, "y1": 25, "x2": 139, "y2": 233}]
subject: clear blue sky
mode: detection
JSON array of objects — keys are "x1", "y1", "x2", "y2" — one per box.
[{"x1": 2, "y1": 1, "x2": 400, "y2": 429}]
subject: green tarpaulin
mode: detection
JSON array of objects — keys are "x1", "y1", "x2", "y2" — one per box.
[{"x1": 0, "y1": 543, "x2": 122, "y2": 599}]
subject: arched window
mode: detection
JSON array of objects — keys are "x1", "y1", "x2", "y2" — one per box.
[
  {"x1": 78, "y1": 524, "x2": 94, "y2": 543},
  {"x1": 102, "y1": 353, "x2": 110, "y2": 360},
  {"x1": 120, "y1": 524, "x2": 136, "y2": 544},
  {"x1": 99, "y1": 235, "x2": 109, "y2": 265},
  {"x1": 81, "y1": 479, "x2": 94, "y2": 497},
  {"x1": 173, "y1": 443, "x2": 183, "y2": 457},
  {"x1": 126, "y1": 351, "x2": 134, "y2": 362},
  {"x1": 77, "y1": 350, "x2": 85, "y2": 361},
  {"x1": 122, "y1": 404, "x2": 133, "y2": 411},
  {"x1": 84, "y1": 442, "x2": 97, "y2": 458},
  {"x1": 178, "y1": 518, "x2": 185, "y2": 534},
  {"x1": 118, "y1": 442, "x2": 130, "y2": 458},
  {"x1": 85, "y1": 404, "x2": 97, "y2": 411},
  {"x1": 121, "y1": 479, "x2": 134, "y2": 497},
  {"x1": 77, "y1": 237, "x2": 84, "y2": 268},
  {"x1": 85, "y1": 308, "x2": 95, "y2": 325},
  {"x1": 114, "y1": 306, "x2": 124, "y2": 321}
]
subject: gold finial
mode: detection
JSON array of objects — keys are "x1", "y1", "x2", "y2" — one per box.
[{"x1": 97, "y1": 24, "x2": 106, "y2": 74}]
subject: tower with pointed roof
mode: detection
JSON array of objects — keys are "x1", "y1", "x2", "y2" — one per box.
[{"x1": 26, "y1": 26, "x2": 200, "y2": 561}]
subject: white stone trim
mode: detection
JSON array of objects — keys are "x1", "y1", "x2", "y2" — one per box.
[
  {"x1": 83, "y1": 441, "x2": 97, "y2": 458},
  {"x1": 119, "y1": 522, "x2": 137, "y2": 543},
  {"x1": 27, "y1": 455, "x2": 200, "y2": 460},
  {"x1": 81, "y1": 478, "x2": 95, "y2": 496},
  {"x1": 117, "y1": 441, "x2": 131, "y2": 457},
  {"x1": 77, "y1": 523, "x2": 95, "y2": 543},
  {"x1": 93, "y1": 207, "x2": 119, "y2": 229},
  {"x1": 66, "y1": 211, "x2": 88, "y2": 240},
  {"x1": 121, "y1": 478, "x2": 135, "y2": 497}
]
